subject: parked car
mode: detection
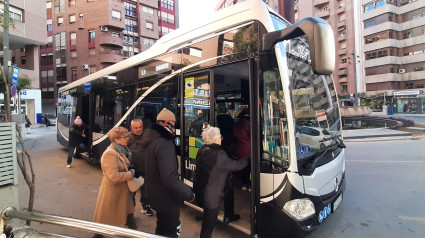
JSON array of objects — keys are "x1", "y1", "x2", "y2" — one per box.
[
  {"x1": 43, "y1": 115, "x2": 56, "y2": 126},
  {"x1": 296, "y1": 126, "x2": 331, "y2": 150}
]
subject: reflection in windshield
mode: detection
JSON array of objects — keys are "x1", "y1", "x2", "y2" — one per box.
[{"x1": 286, "y1": 37, "x2": 341, "y2": 160}]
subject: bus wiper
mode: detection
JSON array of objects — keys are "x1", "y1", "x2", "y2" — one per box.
[
  {"x1": 305, "y1": 145, "x2": 334, "y2": 170},
  {"x1": 321, "y1": 135, "x2": 346, "y2": 148}
]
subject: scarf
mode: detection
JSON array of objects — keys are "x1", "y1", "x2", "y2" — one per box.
[
  {"x1": 112, "y1": 142, "x2": 132, "y2": 162},
  {"x1": 157, "y1": 121, "x2": 175, "y2": 135}
]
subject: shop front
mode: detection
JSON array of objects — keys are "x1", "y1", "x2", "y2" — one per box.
[
  {"x1": 393, "y1": 90, "x2": 425, "y2": 114},
  {"x1": 0, "y1": 89, "x2": 43, "y2": 123}
]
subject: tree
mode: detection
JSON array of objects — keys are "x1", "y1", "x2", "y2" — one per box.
[{"x1": 1, "y1": 5, "x2": 35, "y2": 221}]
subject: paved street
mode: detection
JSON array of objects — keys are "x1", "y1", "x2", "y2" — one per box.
[
  {"x1": 17, "y1": 126, "x2": 425, "y2": 238},
  {"x1": 18, "y1": 126, "x2": 247, "y2": 238}
]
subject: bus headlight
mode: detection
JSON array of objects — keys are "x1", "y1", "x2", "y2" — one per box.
[{"x1": 283, "y1": 199, "x2": 316, "y2": 221}]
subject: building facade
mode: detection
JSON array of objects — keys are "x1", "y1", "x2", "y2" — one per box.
[
  {"x1": 216, "y1": 0, "x2": 293, "y2": 21},
  {"x1": 295, "y1": 0, "x2": 361, "y2": 101},
  {"x1": 1, "y1": 0, "x2": 47, "y2": 123},
  {"x1": 362, "y1": 0, "x2": 425, "y2": 114},
  {"x1": 40, "y1": 0, "x2": 178, "y2": 115}
]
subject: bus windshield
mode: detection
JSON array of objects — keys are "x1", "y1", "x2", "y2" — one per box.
[
  {"x1": 271, "y1": 14, "x2": 341, "y2": 161},
  {"x1": 286, "y1": 37, "x2": 341, "y2": 161}
]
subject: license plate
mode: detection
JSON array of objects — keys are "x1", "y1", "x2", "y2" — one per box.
[{"x1": 333, "y1": 193, "x2": 343, "y2": 212}]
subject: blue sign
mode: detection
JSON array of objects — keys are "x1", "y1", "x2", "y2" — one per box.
[
  {"x1": 84, "y1": 82, "x2": 92, "y2": 93},
  {"x1": 305, "y1": 145, "x2": 310, "y2": 155},
  {"x1": 299, "y1": 145, "x2": 305, "y2": 157},
  {"x1": 12, "y1": 66, "x2": 19, "y2": 85},
  {"x1": 11, "y1": 85, "x2": 17, "y2": 97}
]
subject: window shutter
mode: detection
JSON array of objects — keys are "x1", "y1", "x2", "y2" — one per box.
[{"x1": 0, "y1": 122, "x2": 18, "y2": 187}]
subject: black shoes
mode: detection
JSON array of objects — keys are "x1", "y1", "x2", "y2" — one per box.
[
  {"x1": 223, "y1": 214, "x2": 240, "y2": 224},
  {"x1": 141, "y1": 205, "x2": 153, "y2": 216},
  {"x1": 125, "y1": 213, "x2": 138, "y2": 230}
]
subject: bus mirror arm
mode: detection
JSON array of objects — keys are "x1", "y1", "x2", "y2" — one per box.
[{"x1": 262, "y1": 17, "x2": 335, "y2": 75}]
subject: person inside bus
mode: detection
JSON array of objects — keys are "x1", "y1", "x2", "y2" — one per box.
[
  {"x1": 67, "y1": 116, "x2": 87, "y2": 168},
  {"x1": 233, "y1": 108, "x2": 251, "y2": 191},
  {"x1": 141, "y1": 108, "x2": 195, "y2": 238},
  {"x1": 194, "y1": 126, "x2": 248, "y2": 238},
  {"x1": 93, "y1": 127, "x2": 137, "y2": 238},
  {"x1": 127, "y1": 118, "x2": 153, "y2": 216}
]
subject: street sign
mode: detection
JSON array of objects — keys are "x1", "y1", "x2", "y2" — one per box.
[
  {"x1": 11, "y1": 85, "x2": 17, "y2": 97},
  {"x1": 84, "y1": 82, "x2": 92, "y2": 93},
  {"x1": 350, "y1": 94, "x2": 354, "y2": 102},
  {"x1": 12, "y1": 66, "x2": 19, "y2": 85}
]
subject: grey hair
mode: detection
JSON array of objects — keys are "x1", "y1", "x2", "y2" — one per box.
[
  {"x1": 201, "y1": 126, "x2": 221, "y2": 145},
  {"x1": 131, "y1": 118, "x2": 143, "y2": 126}
]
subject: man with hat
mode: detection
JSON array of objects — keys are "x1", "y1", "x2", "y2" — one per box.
[
  {"x1": 141, "y1": 108, "x2": 195, "y2": 238},
  {"x1": 67, "y1": 116, "x2": 87, "y2": 168}
]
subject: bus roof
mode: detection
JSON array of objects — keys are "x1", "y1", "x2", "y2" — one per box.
[{"x1": 58, "y1": 0, "x2": 280, "y2": 93}]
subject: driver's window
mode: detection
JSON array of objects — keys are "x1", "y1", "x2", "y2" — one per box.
[{"x1": 261, "y1": 70, "x2": 289, "y2": 173}]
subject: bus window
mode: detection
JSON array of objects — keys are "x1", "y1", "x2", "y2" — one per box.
[
  {"x1": 261, "y1": 70, "x2": 289, "y2": 173},
  {"x1": 133, "y1": 76, "x2": 179, "y2": 130}
]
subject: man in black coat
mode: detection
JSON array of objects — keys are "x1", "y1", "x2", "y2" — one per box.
[
  {"x1": 127, "y1": 118, "x2": 153, "y2": 216},
  {"x1": 67, "y1": 116, "x2": 87, "y2": 168},
  {"x1": 141, "y1": 108, "x2": 195, "y2": 238},
  {"x1": 194, "y1": 126, "x2": 248, "y2": 238}
]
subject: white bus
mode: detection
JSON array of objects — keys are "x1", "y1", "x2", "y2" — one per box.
[{"x1": 57, "y1": 0, "x2": 345, "y2": 236}]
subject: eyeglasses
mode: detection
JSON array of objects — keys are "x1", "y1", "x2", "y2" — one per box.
[{"x1": 121, "y1": 135, "x2": 129, "y2": 139}]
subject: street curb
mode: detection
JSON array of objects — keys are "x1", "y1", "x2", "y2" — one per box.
[{"x1": 344, "y1": 132, "x2": 412, "y2": 139}]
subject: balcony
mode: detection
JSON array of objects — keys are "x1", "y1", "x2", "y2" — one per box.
[
  {"x1": 99, "y1": 34, "x2": 123, "y2": 48},
  {"x1": 339, "y1": 62, "x2": 348, "y2": 69},
  {"x1": 337, "y1": 6, "x2": 345, "y2": 14},
  {"x1": 315, "y1": 9, "x2": 330, "y2": 18},
  {"x1": 338, "y1": 69, "x2": 348, "y2": 76},
  {"x1": 337, "y1": 20, "x2": 346, "y2": 28},
  {"x1": 337, "y1": 34, "x2": 347, "y2": 41},
  {"x1": 99, "y1": 49, "x2": 123, "y2": 63},
  {"x1": 313, "y1": 0, "x2": 329, "y2": 6},
  {"x1": 338, "y1": 48, "x2": 347, "y2": 55}
]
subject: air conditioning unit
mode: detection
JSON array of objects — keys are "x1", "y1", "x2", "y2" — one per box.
[
  {"x1": 399, "y1": 69, "x2": 405, "y2": 74},
  {"x1": 100, "y1": 26, "x2": 108, "y2": 32},
  {"x1": 82, "y1": 64, "x2": 89, "y2": 70}
]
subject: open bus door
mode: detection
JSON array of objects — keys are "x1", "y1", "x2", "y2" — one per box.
[
  {"x1": 180, "y1": 61, "x2": 255, "y2": 235},
  {"x1": 76, "y1": 93, "x2": 95, "y2": 162}
]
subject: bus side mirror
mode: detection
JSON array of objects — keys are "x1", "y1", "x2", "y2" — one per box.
[{"x1": 262, "y1": 17, "x2": 335, "y2": 75}]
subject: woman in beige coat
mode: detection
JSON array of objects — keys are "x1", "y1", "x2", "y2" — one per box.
[{"x1": 93, "y1": 127, "x2": 136, "y2": 236}]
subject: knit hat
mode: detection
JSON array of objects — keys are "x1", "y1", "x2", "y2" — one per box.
[
  {"x1": 157, "y1": 108, "x2": 176, "y2": 122},
  {"x1": 74, "y1": 116, "x2": 82, "y2": 125}
]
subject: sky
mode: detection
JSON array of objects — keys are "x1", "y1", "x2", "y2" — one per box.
[{"x1": 178, "y1": 0, "x2": 221, "y2": 29}]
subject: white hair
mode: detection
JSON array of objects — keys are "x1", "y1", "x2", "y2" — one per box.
[
  {"x1": 201, "y1": 127, "x2": 221, "y2": 145},
  {"x1": 131, "y1": 118, "x2": 143, "y2": 126}
]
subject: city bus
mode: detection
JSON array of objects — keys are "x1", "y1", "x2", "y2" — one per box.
[{"x1": 57, "y1": 0, "x2": 345, "y2": 237}]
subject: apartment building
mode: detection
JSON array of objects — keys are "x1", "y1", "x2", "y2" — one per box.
[
  {"x1": 362, "y1": 0, "x2": 425, "y2": 114},
  {"x1": 40, "y1": 0, "x2": 178, "y2": 115},
  {"x1": 295, "y1": 0, "x2": 361, "y2": 101},
  {"x1": 1, "y1": 0, "x2": 46, "y2": 123},
  {"x1": 216, "y1": 0, "x2": 294, "y2": 22}
]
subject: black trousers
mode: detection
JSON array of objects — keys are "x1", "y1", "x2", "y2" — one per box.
[
  {"x1": 200, "y1": 208, "x2": 219, "y2": 238},
  {"x1": 224, "y1": 175, "x2": 235, "y2": 216},
  {"x1": 155, "y1": 209, "x2": 181, "y2": 238}
]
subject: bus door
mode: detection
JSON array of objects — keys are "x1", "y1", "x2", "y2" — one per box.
[
  {"x1": 181, "y1": 61, "x2": 253, "y2": 233},
  {"x1": 181, "y1": 70, "x2": 213, "y2": 186},
  {"x1": 76, "y1": 93, "x2": 93, "y2": 159}
]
